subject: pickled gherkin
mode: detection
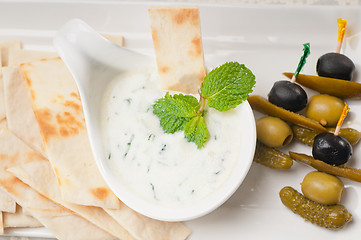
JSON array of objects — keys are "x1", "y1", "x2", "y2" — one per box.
[
  {"x1": 248, "y1": 95, "x2": 326, "y2": 132},
  {"x1": 283, "y1": 72, "x2": 361, "y2": 98},
  {"x1": 289, "y1": 152, "x2": 361, "y2": 183},
  {"x1": 253, "y1": 142, "x2": 293, "y2": 169},
  {"x1": 280, "y1": 186, "x2": 352, "y2": 229},
  {"x1": 292, "y1": 125, "x2": 361, "y2": 146}
]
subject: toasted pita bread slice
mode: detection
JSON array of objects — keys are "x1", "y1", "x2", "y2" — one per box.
[
  {"x1": 0, "y1": 211, "x2": 3, "y2": 234},
  {"x1": 3, "y1": 204, "x2": 42, "y2": 228},
  {"x1": 0, "y1": 129, "x2": 115, "y2": 240},
  {"x1": 8, "y1": 160, "x2": 190, "y2": 240},
  {"x1": 19, "y1": 57, "x2": 120, "y2": 209},
  {"x1": 149, "y1": 7, "x2": 206, "y2": 94},
  {"x1": 7, "y1": 49, "x2": 58, "y2": 67},
  {"x1": 2, "y1": 67, "x2": 46, "y2": 156},
  {"x1": 0, "y1": 67, "x2": 6, "y2": 121},
  {"x1": 8, "y1": 160, "x2": 136, "y2": 240},
  {"x1": 0, "y1": 40, "x2": 22, "y2": 67},
  {"x1": 101, "y1": 34, "x2": 124, "y2": 46},
  {"x1": 0, "y1": 118, "x2": 6, "y2": 129},
  {"x1": 105, "y1": 207, "x2": 192, "y2": 240},
  {"x1": 0, "y1": 189, "x2": 16, "y2": 213}
]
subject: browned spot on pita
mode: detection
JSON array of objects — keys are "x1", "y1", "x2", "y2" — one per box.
[
  {"x1": 21, "y1": 69, "x2": 32, "y2": 87},
  {"x1": 54, "y1": 167, "x2": 61, "y2": 186},
  {"x1": 56, "y1": 112, "x2": 85, "y2": 137},
  {"x1": 34, "y1": 108, "x2": 57, "y2": 141},
  {"x1": 0, "y1": 153, "x2": 19, "y2": 167},
  {"x1": 57, "y1": 95, "x2": 65, "y2": 100},
  {"x1": 70, "y1": 92, "x2": 79, "y2": 98},
  {"x1": 0, "y1": 176, "x2": 22, "y2": 197},
  {"x1": 91, "y1": 187, "x2": 110, "y2": 201},
  {"x1": 64, "y1": 100, "x2": 82, "y2": 113},
  {"x1": 173, "y1": 9, "x2": 199, "y2": 25},
  {"x1": 30, "y1": 90, "x2": 36, "y2": 101},
  {"x1": 150, "y1": 27, "x2": 159, "y2": 50},
  {"x1": 25, "y1": 152, "x2": 45, "y2": 164},
  {"x1": 188, "y1": 36, "x2": 202, "y2": 57},
  {"x1": 199, "y1": 68, "x2": 206, "y2": 83},
  {"x1": 160, "y1": 66, "x2": 169, "y2": 73}
]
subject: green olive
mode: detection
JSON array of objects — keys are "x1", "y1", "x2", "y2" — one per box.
[
  {"x1": 305, "y1": 94, "x2": 344, "y2": 127},
  {"x1": 256, "y1": 116, "x2": 293, "y2": 148},
  {"x1": 301, "y1": 171, "x2": 344, "y2": 205}
]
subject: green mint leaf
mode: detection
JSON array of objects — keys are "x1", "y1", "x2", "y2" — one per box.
[
  {"x1": 200, "y1": 62, "x2": 256, "y2": 111},
  {"x1": 184, "y1": 116, "x2": 209, "y2": 149},
  {"x1": 153, "y1": 92, "x2": 200, "y2": 133}
]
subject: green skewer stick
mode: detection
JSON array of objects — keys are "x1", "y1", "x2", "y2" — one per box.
[{"x1": 291, "y1": 43, "x2": 311, "y2": 83}]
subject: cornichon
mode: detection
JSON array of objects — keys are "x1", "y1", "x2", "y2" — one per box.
[
  {"x1": 289, "y1": 152, "x2": 361, "y2": 183},
  {"x1": 248, "y1": 95, "x2": 326, "y2": 132},
  {"x1": 280, "y1": 186, "x2": 352, "y2": 229},
  {"x1": 283, "y1": 72, "x2": 361, "y2": 98},
  {"x1": 253, "y1": 141, "x2": 293, "y2": 169},
  {"x1": 292, "y1": 125, "x2": 361, "y2": 146}
]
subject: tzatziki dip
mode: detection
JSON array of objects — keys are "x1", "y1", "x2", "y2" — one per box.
[{"x1": 101, "y1": 68, "x2": 243, "y2": 207}]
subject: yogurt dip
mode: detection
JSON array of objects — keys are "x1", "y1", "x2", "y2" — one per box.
[{"x1": 101, "y1": 68, "x2": 243, "y2": 207}]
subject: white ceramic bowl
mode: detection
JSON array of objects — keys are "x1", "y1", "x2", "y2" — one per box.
[{"x1": 54, "y1": 19, "x2": 256, "y2": 221}]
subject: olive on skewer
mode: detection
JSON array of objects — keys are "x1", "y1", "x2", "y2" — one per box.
[
  {"x1": 312, "y1": 103, "x2": 352, "y2": 166},
  {"x1": 268, "y1": 43, "x2": 310, "y2": 112},
  {"x1": 317, "y1": 19, "x2": 355, "y2": 81}
]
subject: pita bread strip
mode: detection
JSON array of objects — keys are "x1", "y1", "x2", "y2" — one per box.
[
  {"x1": 101, "y1": 34, "x2": 125, "y2": 46},
  {"x1": 7, "y1": 49, "x2": 58, "y2": 67},
  {"x1": 8, "y1": 160, "x2": 136, "y2": 240},
  {"x1": 0, "y1": 68, "x2": 6, "y2": 121},
  {"x1": 0, "y1": 129, "x2": 114, "y2": 240},
  {"x1": 19, "y1": 57, "x2": 120, "y2": 209},
  {"x1": 0, "y1": 119, "x2": 7, "y2": 129},
  {"x1": 0, "y1": 40, "x2": 22, "y2": 67},
  {"x1": 0, "y1": 211, "x2": 3, "y2": 235},
  {"x1": 149, "y1": 8, "x2": 206, "y2": 94},
  {"x1": 0, "y1": 189, "x2": 16, "y2": 213},
  {"x1": 106, "y1": 207, "x2": 191, "y2": 240},
  {"x1": 3, "y1": 204, "x2": 42, "y2": 228},
  {"x1": 2, "y1": 66, "x2": 46, "y2": 157}
]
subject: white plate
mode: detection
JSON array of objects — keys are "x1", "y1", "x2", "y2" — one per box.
[{"x1": 1, "y1": 1, "x2": 361, "y2": 239}]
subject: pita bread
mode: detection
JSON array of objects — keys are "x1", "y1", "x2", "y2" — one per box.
[
  {"x1": 7, "y1": 49, "x2": 58, "y2": 67},
  {"x1": 101, "y1": 34, "x2": 125, "y2": 46},
  {"x1": 105, "y1": 207, "x2": 192, "y2": 240},
  {"x1": 3, "y1": 204, "x2": 42, "y2": 228},
  {"x1": 0, "y1": 189, "x2": 16, "y2": 213},
  {"x1": 8, "y1": 160, "x2": 135, "y2": 240},
  {"x1": 0, "y1": 129, "x2": 115, "y2": 240},
  {"x1": 2, "y1": 66, "x2": 46, "y2": 156},
  {"x1": 0, "y1": 40, "x2": 22, "y2": 67},
  {"x1": 0, "y1": 212, "x2": 3, "y2": 234},
  {"x1": 0, "y1": 67, "x2": 6, "y2": 121},
  {"x1": 0, "y1": 118, "x2": 6, "y2": 129},
  {"x1": 149, "y1": 7, "x2": 206, "y2": 94},
  {"x1": 8, "y1": 159, "x2": 190, "y2": 240},
  {"x1": 19, "y1": 57, "x2": 121, "y2": 209}
]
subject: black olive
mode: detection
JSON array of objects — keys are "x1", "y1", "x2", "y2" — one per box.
[
  {"x1": 316, "y1": 52, "x2": 355, "y2": 81},
  {"x1": 268, "y1": 80, "x2": 308, "y2": 112},
  {"x1": 312, "y1": 132, "x2": 352, "y2": 166}
]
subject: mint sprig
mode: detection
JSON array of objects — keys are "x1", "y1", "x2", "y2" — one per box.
[
  {"x1": 201, "y1": 62, "x2": 256, "y2": 111},
  {"x1": 153, "y1": 62, "x2": 255, "y2": 148},
  {"x1": 153, "y1": 93, "x2": 200, "y2": 133}
]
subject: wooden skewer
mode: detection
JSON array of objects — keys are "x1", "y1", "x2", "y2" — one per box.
[{"x1": 334, "y1": 103, "x2": 349, "y2": 136}]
